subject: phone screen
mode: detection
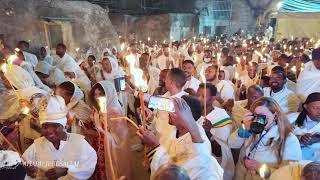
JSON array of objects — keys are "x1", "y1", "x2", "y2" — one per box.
[
  {"x1": 119, "y1": 77, "x2": 126, "y2": 91},
  {"x1": 148, "y1": 96, "x2": 175, "y2": 112}
]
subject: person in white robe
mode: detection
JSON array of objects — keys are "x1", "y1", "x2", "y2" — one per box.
[
  {"x1": 137, "y1": 98, "x2": 224, "y2": 180},
  {"x1": 293, "y1": 93, "x2": 320, "y2": 162},
  {"x1": 35, "y1": 61, "x2": 67, "y2": 87},
  {"x1": 264, "y1": 69, "x2": 301, "y2": 114},
  {"x1": 297, "y1": 48, "x2": 320, "y2": 99},
  {"x1": 54, "y1": 43, "x2": 89, "y2": 82},
  {"x1": 195, "y1": 49, "x2": 214, "y2": 78},
  {"x1": 40, "y1": 46, "x2": 54, "y2": 65},
  {"x1": 228, "y1": 97, "x2": 302, "y2": 180},
  {"x1": 89, "y1": 81, "x2": 133, "y2": 179},
  {"x1": 204, "y1": 65, "x2": 235, "y2": 107},
  {"x1": 196, "y1": 83, "x2": 234, "y2": 180},
  {"x1": 182, "y1": 60, "x2": 200, "y2": 94},
  {"x1": 62, "y1": 58, "x2": 91, "y2": 103},
  {"x1": 155, "y1": 45, "x2": 175, "y2": 70},
  {"x1": 2, "y1": 64, "x2": 49, "y2": 151},
  {"x1": 23, "y1": 96, "x2": 97, "y2": 180},
  {"x1": 236, "y1": 62, "x2": 258, "y2": 100},
  {"x1": 130, "y1": 68, "x2": 188, "y2": 144},
  {"x1": 139, "y1": 53, "x2": 160, "y2": 95},
  {"x1": 55, "y1": 81, "x2": 92, "y2": 135}
]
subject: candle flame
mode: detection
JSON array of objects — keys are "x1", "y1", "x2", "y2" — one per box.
[
  {"x1": 259, "y1": 164, "x2": 268, "y2": 178},
  {"x1": 241, "y1": 123, "x2": 246, "y2": 130},
  {"x1": 0, "y1": 63, "x2": 7, "y2": 73},
  {"x1": 14, "y1": 48, "x2": 20, "y2": 52},
  {"x1": 8, "y1": 54, "x2": 18, "y2": 64},
  {"x1": 97, "y1": 96, "x2": 107, "y2": 113},
  {"x1": 120, "y1": 43, "x2": 125, "y2": 51},
  {"x1": 75, "y1": 48, "x2": 80, "y2": 52},
  {"x1": 21, "y1": 106, "x2": 30, "y2": 115},
  {"x1": 291, "y1": 66, "x2": 297, "y2": 72}
]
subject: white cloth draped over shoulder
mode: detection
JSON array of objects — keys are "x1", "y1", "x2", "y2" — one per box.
[
  {"x1": 35, "y1": 61, "x2": 67, "y2": 87},
  {"x1": 19, "y1": 62, "x2": 51, "y2": 92},
  {"x1": 293, "y1": 116, "x2": 320, "y2": 162},
  {"x1": 22, "y1": 51, "x2": 38, "y2": 68},
  {"x1": 23, "y1": 133, "x2": 97, "y2": 180},
  {"x1": 264, "y1": 87, "x2": 301, "y2": 114},
  {"x1": 92, "y1": 80, "x2": 133, "y2": 179},
  {"x1": 297, "y1": 61, "x2": 320, "y2": 99},
  {"x1": 3, "y1": 64, "x2": 48, "y2": 151},
  {"x1": 197, "y1": 107, "x2": 234, "y2": 180},
  {"x1": 65, "y1": 81, "x2": 92, "y2": 135}
]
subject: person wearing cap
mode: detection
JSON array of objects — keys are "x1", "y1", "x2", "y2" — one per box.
[
  {"x1": 293, "y1": 92, "x2": 320, "y2": 161},
  {"x1": 297, "y1": 48, "x2": 320, "y2": 98},
  {"x1": 263, "y1": 66, "x2": 301, "y2": 114},
  {"x1": 22, "y1": 96, "x2": 97, "y2": 179}
]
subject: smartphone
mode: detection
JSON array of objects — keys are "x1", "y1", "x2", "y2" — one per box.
[
  {"x1": 148, "y1": 96, "x2": 175, "y2": 112},
  {"x1": 0, "y1": 126, "x2": 14, "y2": 136},
  {"x1": 114, "y1": 77, "x2": 126, "y2": 92},
  {"x1": 119, "y1": 77, "x2": 126, "y2": 91}
]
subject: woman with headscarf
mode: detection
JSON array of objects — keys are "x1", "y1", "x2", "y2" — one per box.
[
  {"x1": 1, "y1": 64, "x2": 48, "y2": 151},
  {"x1": 39, "y1": 46, "x2": 54, "y2": 65},
  {"x1": 293, "y1": 92, "x2": 320, "y2": 162},
  {"x1": 214, "y1": 68, "x2": 235, "y2": 107},
  {"x1": 55, "y1": 81, "x2": 93, "y2": 136},
  {"x1": 89, "y1": 81, "x2": 132, "y2": 180},
  {"x1": 63, "y1": 60, "x2": 92, "y2": 103}
]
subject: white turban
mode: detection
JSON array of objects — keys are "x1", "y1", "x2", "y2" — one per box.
[{"x1": 39, "y1": 96, "x2": 68, "y2": 127}]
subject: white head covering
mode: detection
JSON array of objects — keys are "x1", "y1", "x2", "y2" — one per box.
[
  {"x1": 63, "y1": 62, "x2": 77, "y2": 74},
  {"x1": 94, "y1": 80, "x2": 122, "y2": 113},
  {"x1": 65, "y1": 81, "x2": 84, "y2": 110},
  {"x1": 35, "y1": 61, "x2": 53, "y2": 75},
  {"x1": 221, "y1": 68, "x2": 231, "y2": 81},
  {"x1": 39, "y1": 96, "x2": 68, "y2": 126},
  {"x1": 102, "y1": 48, "x2": 112, "y2": 58},
  {"x1": 4, "y1": 64, "x2": 35, "y2": 89}
]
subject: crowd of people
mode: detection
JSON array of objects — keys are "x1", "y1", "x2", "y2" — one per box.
[{"x1": 0, "y1": 32, "x2": 320, "y2": 180}]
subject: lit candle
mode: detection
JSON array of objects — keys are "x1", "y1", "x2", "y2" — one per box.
[
  {"x1": 259, "y1": 164, "x2": 271, "y2": 179},
  {"x1": 21, "y1": 106, "x2": 30, "y2": 115},
  {"x1": 200, "y1": 66, "x2": 207, "y2": 117}
]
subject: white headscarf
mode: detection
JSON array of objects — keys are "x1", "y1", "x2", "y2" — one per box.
[
  {"x1": 94, "y1": 80, "x2": 122, "y2": 113},
  {"x1": 39, "y1": 96, "x2": 68, "y2": 126},
  {"x1": 66, "y1": 81, "x2": 85, "y2": 110},
  {"x1": 4, "y1": 64, "x2": 35, "y2": 89},
  {"x1": 3, "y1": 64, "x2": 48, "y2": 99}
]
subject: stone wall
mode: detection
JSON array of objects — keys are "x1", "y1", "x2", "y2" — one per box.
[
  {"x1": 0, "y1": 0, "x2": 119, "y2": 57},
  {"x1": 110, "y1": 13, "x2": 196, "y2": 43}
]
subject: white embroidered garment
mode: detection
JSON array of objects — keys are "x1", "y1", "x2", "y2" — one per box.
[
  {"x1": 23, "y1": 133, "x2": 97, "y2": 180},
  {"x1": 264, "y1": 87, "x2": 300, "y2": 114},
  {"x1": 297, "y1": 61, "x2": 320, "y2": 99}
]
